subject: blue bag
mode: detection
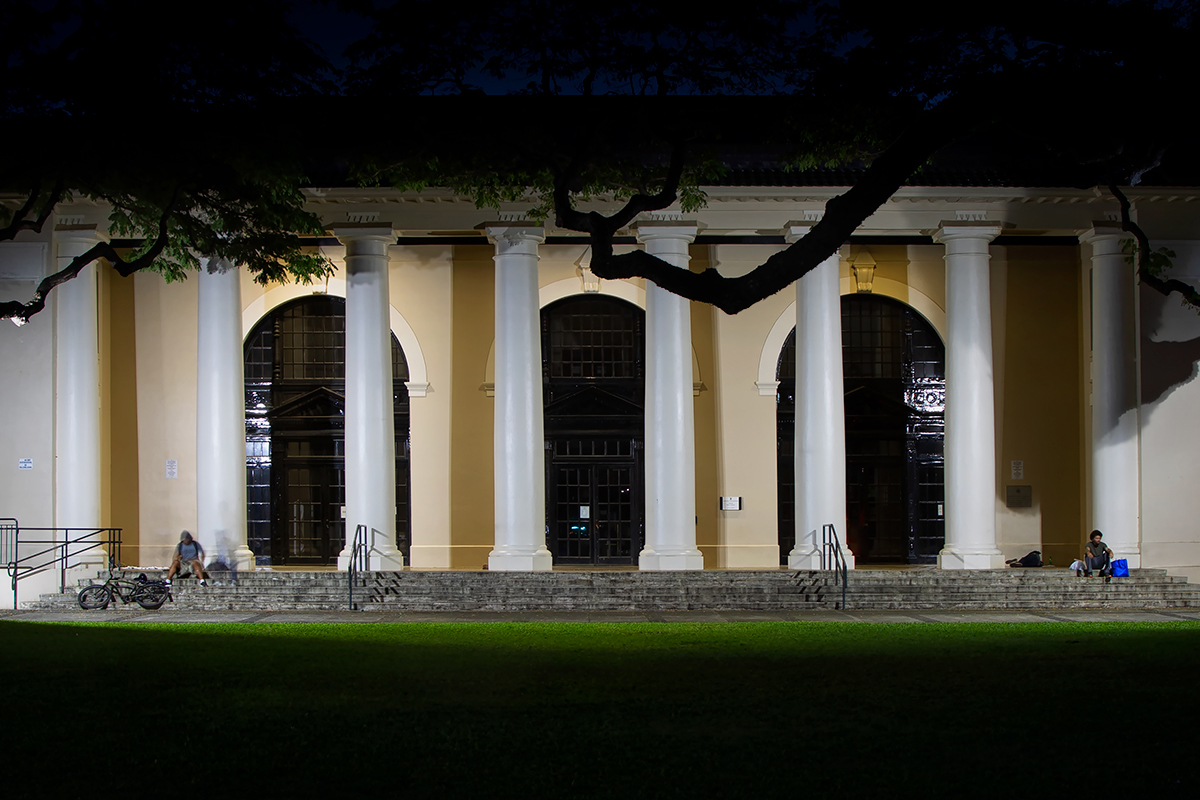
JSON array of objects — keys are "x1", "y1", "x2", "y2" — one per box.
[{"x1": 1111, "y1": 559, "x2": 1129, "y2": 578}]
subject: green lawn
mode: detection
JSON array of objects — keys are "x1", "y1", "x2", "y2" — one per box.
[{"x1": 2, "y1": 621, "x2": 1197, "y2": 798}]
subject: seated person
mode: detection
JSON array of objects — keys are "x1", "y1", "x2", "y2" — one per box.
[
  {"x1": 1083, "y1": 529, "x2": 1114, "y2": 582},
  {"x1": 166, "y1": 530, "x2": 209, "y2": 586}
]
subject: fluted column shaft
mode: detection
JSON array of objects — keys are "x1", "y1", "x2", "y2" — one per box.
[
  {"x1": 1081, "y1": 226, "x2": 1140, "y2": 565},
  {"x1": 196, "y1": 258, "x2": 253, "y2": 572},
  {"x1": 635, "y1": 222, "x2": 704, "y2": 571},
  {"x1": 55, "y1": 227, "x2": 105, "y2": 567},
  {"x1": 784, "y1": 225, "x2": 854, "y2": 570},
  {"x1": 333, "y1": 226, "x2": 403, "y2": 571},
  {"x1": 487, "y1": 225, "x2": 552, "y2": 571},
  {"x1": 937, "y1": 224, "x2": 1004, "y2": 570}
]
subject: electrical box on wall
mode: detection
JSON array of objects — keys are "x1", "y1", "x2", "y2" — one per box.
[
  {"x1": 720, "y1": 496, "x2": 742, "y2": 511},
  {"x1": 1006, "y1": 485, "x2": 1032, "y2": 508}
]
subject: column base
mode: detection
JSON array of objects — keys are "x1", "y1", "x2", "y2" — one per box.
[
  {"x1": 337, "y1": 549, "x2": 406, "y2": 571},
  {"x1": 639, "y1": 549, "x2": 704, "y2": 571},
  {"x1": 231, "y1": 546, "x2": 255, "y2": 574},
  {"x1": 1112, "y1": 550, "x2": 1141, "y2": 569},
  {"x1": 938, "y1": 549, "x2": 1005, "y2": 570},
  {"x1": 488, "y1": 549, "x2": 553, "y2": 571},
  {"x1": 789, "y1": 548, "x2": 856, "y2": 571}
]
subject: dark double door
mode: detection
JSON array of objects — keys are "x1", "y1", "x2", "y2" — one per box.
[
  {"x1": 279, "y1": 443, "x2": 345, "y2": 565},
  {"x1": 546, "y1": 438, "x2": 643, "y2": 565}
]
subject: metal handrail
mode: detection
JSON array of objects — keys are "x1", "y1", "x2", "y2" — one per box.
[
  {"x1": 348, "y1": 524, "x2": 368, "y2": 611},
  {"x1": 3, "y1": 519, "x2": 122, "y2": 609},
  {"x1": 820, "y1": 523, "x2": 849, "y2": 610}
]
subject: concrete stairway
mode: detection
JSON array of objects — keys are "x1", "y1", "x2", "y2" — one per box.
[{"x1": 25, "y1": 567, "x2": 1200, "y2": 612}]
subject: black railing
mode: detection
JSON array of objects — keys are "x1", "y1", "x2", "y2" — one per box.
[
  {"x1": 3, "y1": 519, "x2": 122, "y2": 609},
  {"x1": 348, "y1": 524, "x2": 368, "y2": 611},
  {"x1": 820, "y1": 523, "x2": 849, "y2": 610}
]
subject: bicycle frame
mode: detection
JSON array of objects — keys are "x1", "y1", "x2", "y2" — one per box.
[{"x1": 86, "y1": 571, "x2": 173, "y2": 608}]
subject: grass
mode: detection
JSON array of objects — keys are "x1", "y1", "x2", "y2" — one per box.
[{"x1": 2, "y1": 620, "x2": 1198, "y2": 798}]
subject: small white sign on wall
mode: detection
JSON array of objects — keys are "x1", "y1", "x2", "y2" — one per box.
[
  {"x1": 1011, "y1": 460, "x2": 1024, "y2": 480},
  {"x1": 17, "y1": 458, "x2": 32, "y2": 470},
  {"x1": 720, "y1": 496, "x2": 743, "y2": 511},
  {"x1": 579, "y1": 506, "x2": 590, "y2": 520},
  {"x1": 165, "y1": 459, "x2": 178, "y2": 479}
]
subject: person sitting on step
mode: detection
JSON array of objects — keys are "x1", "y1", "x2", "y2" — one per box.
[
  {"x1": 166, "y1": 530, "x2": 209, "y2": 586},
  {"x1": 1082, "y1": 529, "x2": 1114, "y2": 583}
]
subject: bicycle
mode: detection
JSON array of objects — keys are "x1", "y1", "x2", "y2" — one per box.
[{"x1": 77, "y1": 570, "x2": 174, "y2": 610}]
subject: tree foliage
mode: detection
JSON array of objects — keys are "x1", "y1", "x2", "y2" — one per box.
[
  {"x1": 346, "y1": 0, "x2": 1200, "y2": 312},
  {"x1": 1, "y1": 0, "x2": 336, "y2": 323},
  {"x1": 3, "y1": 0, "x2": 1199, "y2": 323}
]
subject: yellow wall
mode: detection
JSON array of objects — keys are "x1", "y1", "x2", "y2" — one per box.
[
  {"x1": 995, "y1": 247, "x2": 1084, "y2": 566},
  {"x1": 97, "y1": 265, "x2": 140, "y2": 564},
  {"x1": 690, "y1": 245, "x2": 720, "y2": 564},
  {"x1": 133, "y1": 270, "x2": 199, "y2": 567},
  {"x1": 449, "y1": 247, "x2": 495, "y2": 567}
]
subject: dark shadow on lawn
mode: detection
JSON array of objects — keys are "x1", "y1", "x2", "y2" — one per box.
[{"x1": 2, "y1": 621, "x2": 1197, "y2": 799}]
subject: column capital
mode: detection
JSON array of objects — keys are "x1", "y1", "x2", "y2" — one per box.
[
  {"x1": 199, "y1": 255, "x2": 237, "y2": 274},
  {"x1": 1078, "y1": 222, "x2": 1132, "y2": 247},
  {"x1": 479, "y1": 223, "x2": 545, "y2": 245},
  {"x1": 327, "y1": 223, "x2": 396, "y2": 244},
  {"x1": 631, "y1": 220, "x2": 702, "y2": 244},
  {"x1": 932, "y1": 222, "x2": 1004, "y2": 244},
  {"x1": 781, "y1": 223, "x2": 811, "y2": 243},
  {"x1": 54, "y1": 223, "x2": 107, "y2": 250}
]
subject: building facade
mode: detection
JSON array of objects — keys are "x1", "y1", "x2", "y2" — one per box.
[{"x1": 3, "y1": 182, "x2": 1199, "y2": 606}]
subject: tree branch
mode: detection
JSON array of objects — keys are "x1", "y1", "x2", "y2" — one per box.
[
  {"x1": 581, "y1": 105, "x2": 961, "y2": 314},
  {"x1": 0, "y1": 179, "x2": 67, "y2": 242},
  {"x1": 1, "y1": 189, "x2": 180, "y2": 324},
  {"x1": 1110, "y1": 182, "x2": 1200, "y2": 309}
]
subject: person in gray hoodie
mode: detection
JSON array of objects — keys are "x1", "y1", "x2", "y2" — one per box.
[{"x1": 166, "y1": 530, "x2": 209, "y2": 586}]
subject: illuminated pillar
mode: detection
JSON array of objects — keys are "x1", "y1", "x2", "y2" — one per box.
[
  {"x1": 54, "y1": 225, "x2": 106, "y2": 568},
  {"x1": 196, "y1": 258, "x2": 254, "y2": 572},
  {"x1": 487, "y1": 224, "x2": 552, "y2": 571},
  {"x1": 784, "y1": 224, "x2": 854, "y2": 570},
  {"x1": 333, "y1": 225, "x2": 403, "y2": 571},
  {"x1": 1081, "y1": 224, "x2": 1140, "y2": 566},
  {"x1": 936, "y1": 223, "x2": 1004, "y2": 570},
  {"x1": 635, "y1": 221, "x2": 704, "y2": 571}
]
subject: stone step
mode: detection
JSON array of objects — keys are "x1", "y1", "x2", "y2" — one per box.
[{"x1": 27, "y1": 568, "x2": 1200, "y2": 612}]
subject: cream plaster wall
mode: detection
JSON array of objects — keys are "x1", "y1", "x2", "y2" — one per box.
[
  {"x1": 133, "y1": 271, "x2": 198, "y2": 567},
  {"x1": 1138, "y1": 240, "x2": 1200, "y2": 582},
  {"x1": 390, "y1": 246, "x2": 454, "y2": 567},
  {"x1": 0, "y1": 240, "x2": 58, "y2": 607},
  {"x1": 711, "y1": 245, "x2": 795, "y2": 567}
]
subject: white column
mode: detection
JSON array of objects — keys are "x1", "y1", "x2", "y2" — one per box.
[
  {"x1": 1081, "y1": 224, "x2": 1140, "y2": 566},
  {"x1": 784, "y1": 225, "x2": 854, "y2": 570},
  {"x1": 333, "y1": 226, "x2": 403, "y2": 571},
  {"x1": 54, "y1": 226, "x2": 106, "y2": 568},
  {"x1": 936, "y1": 223, "x2": 1004, "y2": 570},
  {"x1": 634, "y1": 222, "x2": 704, "y2": 570},
  {"x1": 196, "y1": 258, "x2": 254, "y2": 573},
  {"x1": 487, "y1": 224, "x2": 553, "y2": 571}
]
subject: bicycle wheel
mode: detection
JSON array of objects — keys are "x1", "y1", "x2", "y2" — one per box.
[
  {"x1": 78, "y1": 584, "x2": 111, "y2": 610},
  {"x1": 133, "y1": 584, "x2": 169, "y2": 610}
]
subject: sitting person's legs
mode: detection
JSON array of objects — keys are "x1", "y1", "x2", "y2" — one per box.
[{"x1": 166, "y1": 553, "x2": 182, "y2": 580}]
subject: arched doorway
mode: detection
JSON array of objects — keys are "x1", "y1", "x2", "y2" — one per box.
[
  {"x1": 777, "y1": 295, "x2": 946, "y2": 564},
  {"x1": 541, "y1": 295, "x2": 645, "y2": 565},
  {"x1": 244, "y1": 296, "x2": 411, "y2": 566}
]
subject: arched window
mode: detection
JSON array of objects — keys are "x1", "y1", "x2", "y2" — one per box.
[
  {"x1": 244, "y1": 296, "x2": 410, "y2": 565},
  {"x1": 541, "y1": 296, "x2": 645, "y2": 565},
  {"x1": 777, "y1": 295, "x2": 945, "y2": 564}
]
